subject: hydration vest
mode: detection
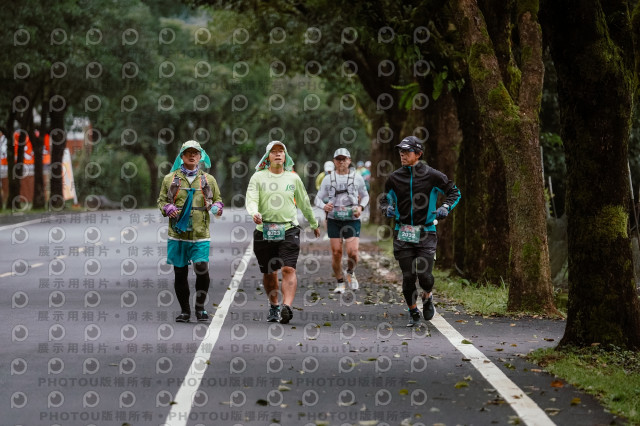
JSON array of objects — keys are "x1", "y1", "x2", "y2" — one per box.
[
  {"x1": 328, "y1": 171, "x2": 358, "y2": 206},
  {"x1": 167, "y1": 172, "x2": 213, "y2": 209}
]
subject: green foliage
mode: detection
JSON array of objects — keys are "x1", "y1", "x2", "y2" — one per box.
[
  {"x1": 432, "y1": 69, "x2": 448, "y2": 100},
  {"x1": 433, "y1": 271, "x2": 510, "y2": 316},
  {"x1": 74, "y1": 146, "x2": 151, "y2": 206},
  {"x1": 529, "y1": 346, "x2": 640, "y2": 424},
  {"x1": 391, "y1": 82, "x2": 420, "y2": 110}
]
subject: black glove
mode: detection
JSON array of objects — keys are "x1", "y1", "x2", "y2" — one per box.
[{"x1": 434, "y1": 205, "x2": 449, "y2": 219}]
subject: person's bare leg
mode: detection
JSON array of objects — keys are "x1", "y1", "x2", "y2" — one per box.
[
  {"x1": 280, "y1": 266, "x2": 297, "y2": 306},
  {"x1": 330, "y1": 238, "x2": 344, "y2": 279},
  {"x1": 344, "y1": 237, "x2": 359, "y2": 272},
  {"x1": 263, "y1": 272, "x2": 280, "y2": 305}
]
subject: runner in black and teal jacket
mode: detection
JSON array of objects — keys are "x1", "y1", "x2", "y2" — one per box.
[{"x1": 380, "y1": 136, "x2": 461, "y2": 327}]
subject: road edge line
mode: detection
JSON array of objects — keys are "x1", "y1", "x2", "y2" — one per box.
[
  {"x1": 430, "y1": 314, "x2": 556, "y2": 426},
  {"x1": 165, "y1": 242, "x2": 253, "y2": 426}
]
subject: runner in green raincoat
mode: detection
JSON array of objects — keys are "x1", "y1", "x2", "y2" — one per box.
[{"x1": 157, "y1": 140, "x2": 223, "y2": 323}]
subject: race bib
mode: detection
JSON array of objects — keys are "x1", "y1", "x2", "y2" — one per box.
[
  {"x1": 398, "y1": 224, "x2": 420, "y2": 243},
  {"x1": 334, "y1": 207, "x2": 354, "y2": 221},
  {"x1": 263, "y1": 222, "x2": 286, "y2": 241}
]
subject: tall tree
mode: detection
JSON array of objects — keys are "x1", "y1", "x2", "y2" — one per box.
[
  {"x1": 541, "y1": 0, "x2": 640, "y2": 348},
  {"x1": 452, "y1": 0, "x2": 558, "y2": 313}
]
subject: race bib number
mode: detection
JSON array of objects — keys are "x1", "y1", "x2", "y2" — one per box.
[
  {"x1": 263, "y1": 222, "x2": 286, "y2": 241},
  {"x1": 398, "y1": 224, "x2": 420, "y2": 243},
  {"x1": 334, "y1": 207, "x2": 354, "y2": 220}
]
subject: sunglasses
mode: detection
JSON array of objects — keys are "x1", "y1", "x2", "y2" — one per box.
[{"x1": 334, "y1": 156, "x2": 349, "y2": 161}]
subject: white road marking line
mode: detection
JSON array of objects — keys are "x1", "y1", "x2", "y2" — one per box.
[
  {"x1": 166, "y1": 242, "x2": 253, "y2": 426},
  {"x1": 0, "y1": 218, "x2": 43, "y2": 232},
  {"x1": 430, "y1": 314, "x2": 556, "y2": 426},
  {"x1": 0, "y1": 255, "x2": 67, "y2": 277}
]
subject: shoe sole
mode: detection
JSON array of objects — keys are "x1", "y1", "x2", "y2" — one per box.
[
  {"x1": 280, "y1": 306, "x2": 292, "y2": 324},
  {"x1": 176, "y1": 318, "x2": 190, "y2": 323},
  {"x1": 423, "y1": 302, "x2": 436, "y2": 321}
]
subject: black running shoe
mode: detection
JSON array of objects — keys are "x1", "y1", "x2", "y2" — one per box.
[
  {"x1": 423, "y1": 295, "x2": 436, "y2": 321},
  {"x1": 175, "y1": 312, "x2": 191, "y2": 323},
  {"x1": 407, "y1": 309, "x2": 421, "y2": 327},
  {"x1": 195, "y1": 310, "x2": 210, "y2": 322},
  {"x1": 267, "y1": 305, "x2": 280, "y2": 322},
  {"x1": 280, "y1": 304, "x2": 293, "y2": 324}
]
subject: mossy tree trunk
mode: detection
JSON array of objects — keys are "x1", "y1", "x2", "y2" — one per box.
[
  {"x1": 454, "y1": 0, "x2": 557, "y2": 313},
  {"x1": 541, "y1": 0, "x2": 640, "y2": 348},
  {"x1": 432, "y1": 91, "x2": 462, "y2": 268},
  {"x1": 454, "y1": 76, "x2": 510, "y2": 283}
]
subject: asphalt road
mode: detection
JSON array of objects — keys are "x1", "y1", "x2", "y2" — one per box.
[{"x1": 0, "y1": 208, "x2": 624, "y2": 426}]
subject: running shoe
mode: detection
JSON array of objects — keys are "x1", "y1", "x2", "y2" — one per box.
[
  {"x1": 334, "y1": 281, "x2": 346, "y2": 294},
  {"x1": 280, "y1": 304, "x2": 293, "y2": 324},
  {"x1": 346, "y1": 271, "x2": 359, "y2": 290},
  {"x1": 423, "y1": 295, "x2": 436, "y2": 321},
  {"x1": 407, "y1": 308, "x2": 421, "y2": 327},
  {"x1": 267, "y1": 305, "x2": 281, "y2": 322},
  {"x1": 195, "y1": 310, "x2": 210, "y2": 322},
  {"x1": 175, "y1": 312, "x2": 191, "y2": 323}
]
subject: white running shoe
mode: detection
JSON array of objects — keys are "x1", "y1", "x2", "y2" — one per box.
[
  {"x1": 334, "y1": 281, "x2": 346, "y2": 293},
  {"x1": 346, "y1": 271, "x2": 359, "y2": 290}
]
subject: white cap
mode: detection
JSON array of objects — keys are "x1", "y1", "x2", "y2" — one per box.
[
  {"x1": 333, "y1": 148, "x2": 351, "y2": 158},
  {"x1": 266, "y1": 140, "x2": 287, "y2": 153}
]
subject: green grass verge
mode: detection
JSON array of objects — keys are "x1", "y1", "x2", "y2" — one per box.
[
  {"x1": 529, "y1": 346, "x2": 640, "y2": 424},
  {"x1": 434, "y1": 270, "x2": 509, "y2": 316}
]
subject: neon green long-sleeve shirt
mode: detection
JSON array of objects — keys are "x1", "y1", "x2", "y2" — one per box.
[{"x1": 245, "y1": 169, "x2": 319, "y2": 232}]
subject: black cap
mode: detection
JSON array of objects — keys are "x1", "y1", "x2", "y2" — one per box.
[{"x1": 395, "y1": 136, "x2": 424, "y2": 152}]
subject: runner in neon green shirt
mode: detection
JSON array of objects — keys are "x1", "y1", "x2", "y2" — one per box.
[{"x1": 246, "y1": 141, "x2": 320, "y2": 324}]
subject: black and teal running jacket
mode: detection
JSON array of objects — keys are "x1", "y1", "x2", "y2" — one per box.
[{"x1": 380, "y1": 161, "x2": 461, "y2": 232}]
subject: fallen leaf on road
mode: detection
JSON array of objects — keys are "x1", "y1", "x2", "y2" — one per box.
[
  {"x1": 550, "y1": 380, "x2": 564, "y2": 388},
  {"x1": 454, "y1": 381, "x2": 469, "y2": 388},
  {"x1": 571, "y1": 397, "x2": 581, "y2": 405},
  {"x1": 544, "y1": 407, "x2": 561, "y2": 416}
]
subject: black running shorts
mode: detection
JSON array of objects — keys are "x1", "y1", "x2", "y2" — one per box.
[{"x1": 253, "y1": 227, "x2": 301, "y2": 273}]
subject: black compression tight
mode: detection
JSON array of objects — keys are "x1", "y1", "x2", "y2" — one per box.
[
  {"x1": 398, "y1": 255, "x2": 434, "y2": 307},
  {"x1": 174, "y1": 262, "x2": 210, "y2": 313}
]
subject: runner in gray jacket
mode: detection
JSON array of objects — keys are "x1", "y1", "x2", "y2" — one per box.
[{"x1": 315, "y1": 148, "x2": 370, "y2": 293}]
